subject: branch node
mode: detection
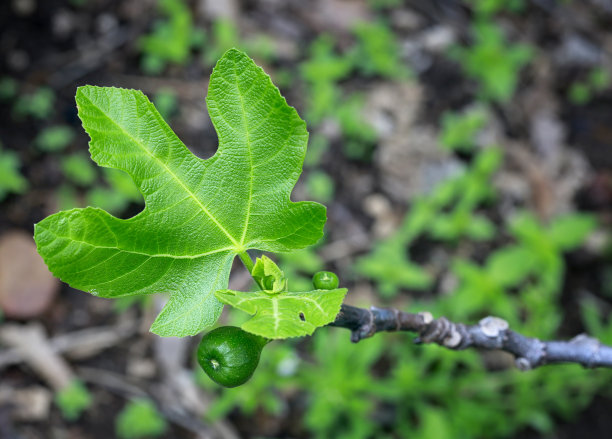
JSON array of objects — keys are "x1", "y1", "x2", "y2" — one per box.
[
  {"x1": 418, "y1": 311, "x2": 434, "y2": 325},
  {"x1": 478, "y1": 316, "x2": 509, "y2": 338},
  {"x1": 442, "y1": 328, "x2": 462, "y2": 348},
  {"x1": 570, "y1": 334, "x2": 602, "y2": 368},
  {"x1": 392, "y1": 308, "x2": 401, "y2": 331},
  {"x1": 421, "y1": 317, "x2": 451, "y2": 344},
  {"x1": 515, "y1": 357, "x2": 532, "y2": 371}
]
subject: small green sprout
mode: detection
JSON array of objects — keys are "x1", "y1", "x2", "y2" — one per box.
[
  {"x1": 116, "y1": 399, "x2": 168, "y2": 439},
  {"x1": 55, "y1": 380, "x2": 93, "y2": 421}
]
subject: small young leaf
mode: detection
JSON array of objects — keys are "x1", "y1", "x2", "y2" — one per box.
[
  {"x1": 0, "y1": 146, "x2": 28, "y2": 201},
  {"x1": 13, "y1": 87, "x2": 55, "y2": 120},
  {"x1": 306, "y1": 170, "x2": 335, "y2": 203},
  {"x1": 35, "y1": 125, "x2": 75, "y2": 152},
  {"x1": 485, "y1": 245, "x2": 534, "y2": 287},
  {"x1": 116, "y1": 399, "x2": 167, "y2": 439},
  {"x1": 357, "y1": 242, "x2": 432, "y2": 298},
  {"x1": 34, "y1": 49, "x2": 326, "y2": 337},
  {"x1": 352, "y1": 20, "x2": 410, "y2": 80},
  {"x1": 252, "y1": 255, "x2": 287, "y2": 293},
  {"x1": 215, "y1": 288, "x2": 347, "y2": 339},
  {"x1": 466, "y1": 215, "x2": 496, "y2": 241},
  {"x1": 546, "y1": 214, "x2": 596, "y2": 251},
  {"x1": 55, "y1": 380, "x2": 92, "y2": 421},
  {"x1": 139, "y1": 0, "x2": 193, "y2": 67},
  {"x1": 61, "y1": 153, "x2": 97, "y2": 186},
  {"x1": 439, "y1": 108, "x2": 487, "y2": 152}
]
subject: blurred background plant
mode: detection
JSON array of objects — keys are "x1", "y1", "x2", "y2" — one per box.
[{"x1": 1, "y1": 0, "x2": 612, "y2": 438}]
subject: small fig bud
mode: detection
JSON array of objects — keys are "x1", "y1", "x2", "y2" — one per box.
[{"x1": 312, "y1": 271, "x2": 339, "y2": 290}]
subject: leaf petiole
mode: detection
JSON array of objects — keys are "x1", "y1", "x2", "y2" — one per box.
[
  {"x1": 237, "y1": 251, "x2": 266, "y2": 290},
  {"x1": 238, "y1": 251, "x2": 254, "y2": 272}
]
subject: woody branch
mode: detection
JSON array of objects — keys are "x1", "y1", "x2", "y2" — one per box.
[{"x1": 329, "y1": 304, "x2": 612, "y2": 370}]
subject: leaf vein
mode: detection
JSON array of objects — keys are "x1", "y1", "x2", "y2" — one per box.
[{"x1": 79, "y1": 90, "x2": 241, "y2": 249}]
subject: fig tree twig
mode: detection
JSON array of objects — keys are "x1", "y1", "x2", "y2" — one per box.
[{"x1": 329, "y1": 304, "x2": 612, "y2": 370}]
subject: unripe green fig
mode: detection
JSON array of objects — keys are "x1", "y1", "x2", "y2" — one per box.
[
  {"x1": 312, "y1": 271, "x2": 339, "y2": 290},
  {"x1": 197, "y1": 326, "x2": 268, "y2": 388}
]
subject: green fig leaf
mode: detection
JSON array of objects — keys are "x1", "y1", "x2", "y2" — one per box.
[
  {"x1": 34, "y1": 49, "x2": 326, "y2": 337},
  {"x1": 215, "y1": 288, "x2": 347, "y2": 339}
]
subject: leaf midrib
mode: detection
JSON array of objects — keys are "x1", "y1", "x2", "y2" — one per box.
[
  {"x1": 42, "y1": 226, "x2": 234, "y2": 259},
  {"x1": 272, "y1": 297, "x2": 279, "y2": 333},
  {"x1": 232, "y1": 60, "x2": 255, "y2": 247},
  {"x1": 79, "y1": 89, "x2": 242, "y2": 251}
]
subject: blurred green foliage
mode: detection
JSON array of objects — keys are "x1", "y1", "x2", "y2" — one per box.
[
  {"x1": 306, "y1": 170, "x2": 335, "y2": 203},
  {"x1": 139, "y1": 0, "x2": 276, "y2": 76},
  {"x1": 357, "y1": 147, "x2": 501, "y2": 298},
  {"x1": 450, "y1": 22, "x2": 532, "y2": 103},
  {"x1": 115, "y1": 399, "x2": 168, "y2": 439},
  {"x1": 336, "y1": 94, "x2": 378, "y2": 160},
  {"x1": 448, "y1": 211, "x2": 596, "y2": 334},
  {"x1": 55, "y1": 380, "x2": 93, "y2": 421},
  {"x1": 152, "y1": 88, "x2": 178, "y2": 121},
  {"x1": 61, "y1": 153, "x2": 97, "y2": 186},
  {"x1": 439, "y1": 107, "x2": 487, "y2": 152},
  {"x1": 6, "y1": 81, "x2": 144, "y2": 215},
  {"x1": 300, "y1": 27, "x2": 408, "y2": 162},
  {"x1": 356, "y1": 232, "x2": 433, "y2": 298},
  {"x1": 581, "y1": 299, "x2": 612, "y2": 345},
  {"x1": 51, "y1": 146, "x2": 142, "y2": 214},
  {"x1": 304, "y1": 133, "x2": 330, "y2": 168},
  {"x1": 300, "y1": 35, "x2": 354, "y2": 125},
  {"x1": 0, "y1": 143, "x2": 28, "y2": 201},
  {"x1": 202, "y1": 19, "x2": 276, "y2": 67},
  {"x1": 301, "y1": 330, "x2": 384, "y2": 439},
  {"x1": 0, "y1": 77, "x2": 18, "y2": 101},
  {"x1": 428, "y1": 148, "x2": 500, "y2": 242},
  {"x1": 139, "y1": 0, "x2": 194, "y2": 74},
  {"x1": 113, "y1": 293, "x2": 152, "y2": 313},
  {"x1": 202, "y1": 19, "x2": 239, "y2": 66},
  {"x1": 569, "y1": 67, "x2": 611, "y2": 105},
  {"x1": 467, "y1": 0, "x2": 525, "y2": 16},
  {"x1": 56, "y1": 184, "x2": 80, "y2": 211},
  {"x1": 35, "y1": 125, "x2": 75, "y2": 152},
  {"x1": 12, "y1": 86, "x2": 55, "y2": 120},
  {"x1": 87, "y1": 168, "x2": 143, "y2": 214},
  {"x1": 351, "y1": 21, "x2": 410, "y2": 80},
  {"x1": 367, "y1": 0, "x2": 403, "y2": 9}
]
